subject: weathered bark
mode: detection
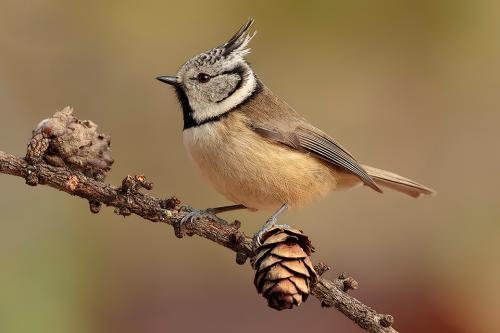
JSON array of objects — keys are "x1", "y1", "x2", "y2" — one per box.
[{"x1": 0, "y1": 150, "x2": 397, "y2": 333}]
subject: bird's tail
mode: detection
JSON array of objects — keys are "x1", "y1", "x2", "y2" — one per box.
[{"x1": 362, "y1": 165, "x2": 435, "y2": 198}]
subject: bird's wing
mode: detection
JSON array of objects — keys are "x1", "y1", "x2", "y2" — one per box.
[
  {"x1": 250, "y1": 123, "x2": 382, "y2": 193},
  {"x1": 241, "y1": 84, "x2": 381, "y2": 192}
]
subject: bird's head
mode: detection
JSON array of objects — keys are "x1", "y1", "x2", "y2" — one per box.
[{"x1": 157, "y1": 18, "x2": 259, "y2": 128}]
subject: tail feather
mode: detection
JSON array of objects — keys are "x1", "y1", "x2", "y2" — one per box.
[{"x1": 362, "y1": 165, "x2": 435, "y2": 198}]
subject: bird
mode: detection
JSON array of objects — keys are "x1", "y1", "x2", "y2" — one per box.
[{"x1": 156, "y1": 18, "x2": 434, "y2": 245}]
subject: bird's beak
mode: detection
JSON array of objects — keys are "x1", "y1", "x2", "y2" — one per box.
[{"x1": 156, "y1": 76, "x2": 178, "y2": 86}]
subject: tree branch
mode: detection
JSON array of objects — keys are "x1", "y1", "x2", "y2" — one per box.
[
  {"x1": 0, "y1": 108, "x2": 398, "y2": 332},
  {"x1": 0, "y1": 150, "x2": 397, "y2": 332}
]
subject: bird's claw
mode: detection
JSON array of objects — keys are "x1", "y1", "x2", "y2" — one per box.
[
  {"x1": 253, "y1": 221, "x2": 291, "y2": 248},
  {"x1": 174, "y1": 210, "x2": 202, "y2": 238},
  {"x1": 174, "y1": 208, "x2": 228, "y2": 238}
]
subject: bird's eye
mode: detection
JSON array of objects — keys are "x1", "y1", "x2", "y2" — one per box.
[{"x1": 197, "y1": 73, "x2": 211, "y2": 83}]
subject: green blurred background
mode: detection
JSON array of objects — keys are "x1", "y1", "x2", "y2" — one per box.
[{"x1": 1, "y1": 0, "x2": 499, "y2": 332}]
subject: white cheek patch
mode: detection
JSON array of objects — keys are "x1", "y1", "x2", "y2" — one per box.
[{"x1": 189, "y1": 68, "x2": 256, "y2": 123}]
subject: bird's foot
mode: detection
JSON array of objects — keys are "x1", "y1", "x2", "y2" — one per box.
[
  {"x1": 174, "y1": 206, "x2": 229, "y2": 238},
  {"x1": 252, "y1": 203, "x2": 290, "y2": 249},
  {"x1": 252, "y1": 218, "x2": 291, "y2": 248}
]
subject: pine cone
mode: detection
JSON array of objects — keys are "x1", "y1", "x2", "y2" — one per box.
[{"x1": 251, "y1": 227, "x2": 318, "y2": 310}]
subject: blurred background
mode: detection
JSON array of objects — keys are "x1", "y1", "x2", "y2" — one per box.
[{"x1": 0, "y1": 0, "x2": 499, "y2": 332}]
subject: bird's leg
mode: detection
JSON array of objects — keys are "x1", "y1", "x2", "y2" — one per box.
[
  {"x1": 253, "y1": 203, "x2": 289, "y2": 248},
  {"x1": 174, "y1": 204, "x2": 247, "y2": 238}
]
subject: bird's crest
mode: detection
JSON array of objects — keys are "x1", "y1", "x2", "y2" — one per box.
[
  {"x1": 184, "y1": 18, "x2": 256, "y2": 68},
  {"x1": 221, "y1": 18, "x2": 256, "y2": 58}
]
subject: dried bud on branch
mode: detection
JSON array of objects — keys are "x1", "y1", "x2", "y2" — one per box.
[{"x1": 26, "y1": 107, "x2": 113, "y2": 180}]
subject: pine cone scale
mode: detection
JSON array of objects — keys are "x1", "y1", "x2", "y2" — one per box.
[
  {"x1": 289, "y1": 275, "x2": 309, "y2": 294},
  {"x1": 262, "y1": 232, "x2": 289, "y2": 245},
  {"x1": 259, "y1": 254, "x2": 282, "y2": 270},
  {"x1": 268, "y1": 278, "x2": 298, "y2": 296},
  {"x1": 270, "y1": 242, "x2": 307, "y2": 258},
  {"x1": 281, "y1": 259, "x2": 311, "y2": 277},
  {"x1": 267, "y1": 264, "x2": 295, "y2": 280}
]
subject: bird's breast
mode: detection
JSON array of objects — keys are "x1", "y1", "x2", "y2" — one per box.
[{"x1": 182, "y1": 114, "x2": 340, "y2": 211}]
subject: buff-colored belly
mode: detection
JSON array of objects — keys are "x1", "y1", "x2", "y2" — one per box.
[{"x1": 183, "y1": 122, "x2": 348, "y2": 211}]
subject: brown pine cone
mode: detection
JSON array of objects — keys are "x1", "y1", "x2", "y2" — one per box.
[{"x1": 251, "y1": 227, "x2": 318, "y2": 310}]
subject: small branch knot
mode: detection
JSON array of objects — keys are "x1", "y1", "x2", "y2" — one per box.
[
  {"x1": 228, "y1": 232, "x2": 240, "y2": 244},
  {"x1": 89, "y1": 200, "x2": 102, "y2": 214},
  {"x1": 231, "y1": 219, "x2": 242, "y2": 229},
  {"x1": 314, "y1": 262, "x2": 331, "y2": 276},
  {"x1": 25, "y1": 165, "x2": 39, "y2": 186},
  {"x1": 229, "y1": 230, "x2": 248, "y2": 265},
  {"x1": 235, "y1": 252, "x2": 248, "y2": 265},
  {"x1": 160, "y1": 196, "x2": 181, "y2": 210},
  {"x1": 114, "y1": 206, "x2": 131, "y2": 217},
  {"x1": 379, "y1": 314, "x2": 394, "y2": 328},
  {"x1": 338, "y1": 274, "x2": 359, "y2": 292},
  {"x1": 66, "y1": 175, "x2": 79, "y2": 191},
  {"x1": 121, "y1": 174, "x2": 153, "y2": 194}
]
